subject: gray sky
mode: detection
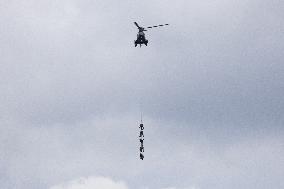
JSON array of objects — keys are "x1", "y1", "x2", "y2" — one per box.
[{"x1": 1, "y1": 0, "x2": 284, "y2": 189}]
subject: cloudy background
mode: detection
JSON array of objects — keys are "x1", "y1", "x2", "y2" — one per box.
[{"x1": 1, "y1": 0, "x2": 284, "y2": 189}]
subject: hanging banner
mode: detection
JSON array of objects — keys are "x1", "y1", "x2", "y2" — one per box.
[{"x1": 139, "y1": 123, "x2": 144, "y2": 160}]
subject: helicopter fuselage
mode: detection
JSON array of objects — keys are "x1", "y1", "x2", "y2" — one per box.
[{"x1": 135, "y1": 31, "x2": 148, "y2": 47}]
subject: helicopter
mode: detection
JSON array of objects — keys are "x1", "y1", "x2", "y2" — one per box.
[{"x1": 134, "y1": 22, "x2": 169, "y2": 47}]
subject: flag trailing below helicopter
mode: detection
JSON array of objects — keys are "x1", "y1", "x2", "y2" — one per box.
[{"x1": 139, "y1": 120, "x2": 145, "y2": 160}]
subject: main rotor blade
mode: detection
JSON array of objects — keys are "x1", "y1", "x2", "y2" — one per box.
[
  {"x1": 146, "y1": 24, "x2": 169, "y2": 29},
  {"x1": 134, "y1": 22, "x2": 140, "y2": 28}
]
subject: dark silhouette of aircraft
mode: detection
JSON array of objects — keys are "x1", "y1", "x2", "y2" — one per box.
[{"x1": 134, "y1": 22, "x2": 169, "y2": 47}]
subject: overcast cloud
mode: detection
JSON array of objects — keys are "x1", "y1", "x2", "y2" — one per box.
[{"x1": 1, "y1": 0, "x2": 284, "y2": 189}]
